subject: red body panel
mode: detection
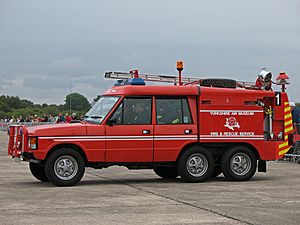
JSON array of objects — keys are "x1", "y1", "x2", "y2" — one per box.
[
  {"x1": 7, "y1": 85, "x2": 292, "y2": 163},
  {"x1": 153, "y1": 124, "x2": 197, "y2": 161},
  {"x1": 153, "y1": 97, "x2": 198, "y2": 161},
  {"x1": 105, "y1": 125, "x2": 153, "y2": 162},
  {"x1": 103, "y1": 85, "x2": 199, "y2": 97}
]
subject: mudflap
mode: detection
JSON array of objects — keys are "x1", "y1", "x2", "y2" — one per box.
[{"x1": 258, "y1": 160, "x2": 266, "y2": 172}]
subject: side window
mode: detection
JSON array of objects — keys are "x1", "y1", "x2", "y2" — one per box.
[
  {"x1": 110, "y1": 97, "x2": 152, "y2": 125},
  {"x1": 156, "y1": 98, "x2": 192, "y2": 124},
  {"x1": 110, "y1": 102, "x2": 123, "y2": 125}
]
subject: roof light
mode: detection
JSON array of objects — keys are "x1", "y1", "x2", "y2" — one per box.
[
  {"x1": 276, "y1": 72, "x2": 289, "y2": 84},
  {"x1": 124, "y1": 78, "x2": 145, "y2": 85},
  {"x1": 176, "y1": 60, "x2": 184, "y2": 86},
  {"x1": 276, "y1": 72, "x2": 289, "y2": 92},
  {"x1": 176, "y1": 60, "x2": 184, "y2": 71}
]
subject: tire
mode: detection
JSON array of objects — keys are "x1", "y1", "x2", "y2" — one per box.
[
  {"x1": 211, "y1": 166, "x2": 222, "y2": 177},
  {"x1": 221, "y1": 146, "x2": 257, "y2": 181},
  {"x1": 177, "y1": 146, "x2": 214, "y2": 182},
  {"x1": 29, "y1": 162, "x2": 49, "y2": 182},
  {"x1": 45, "y1": 148, "x2": 85, "y2": 186},
  {"x1": 200, "y1": 78, "x2": 236, "y2": 89},
  {"x1": 153, "y1": 166, "x2": 179, "y2": 179}
]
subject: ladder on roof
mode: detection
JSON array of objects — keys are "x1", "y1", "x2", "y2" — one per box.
[
  {"x1": 104, "y1": 70, "x2": 257, "y2": 89},
  {"x1": 104, "y1": 71, "x2": 200, "y2": 84}
]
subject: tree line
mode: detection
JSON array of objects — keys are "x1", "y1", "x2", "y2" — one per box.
[{"x1": 0, "y1": 93, "x2": 92, "y2": 119}]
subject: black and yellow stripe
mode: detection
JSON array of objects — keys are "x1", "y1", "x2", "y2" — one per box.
[{"x1": 278, "y1": 102, "x2": 293, "y2": 156}]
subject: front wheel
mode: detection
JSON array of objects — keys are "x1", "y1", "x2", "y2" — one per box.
[
  {"x1": 153, "y1": 166, "x2": 179, "y2": 179},
  {"x1": 29, "y1": 162, "x2": 49, "y2": 182},
  {"x1": 45, "y1": 148, "x2": 85, "y2": 186},
  {"x1": 177, "y1": 146, "x2": 214, "y2": 182},
  {"x1": 221, "y1": 146, "x2": 257, "y2": 181}
]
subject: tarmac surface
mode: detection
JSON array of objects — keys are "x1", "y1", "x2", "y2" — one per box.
[{"x1": 1, "y1": 131, "x2": 300, "y2": 225}]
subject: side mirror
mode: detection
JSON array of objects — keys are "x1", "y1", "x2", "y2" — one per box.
[{"x1": 107, "y1": 118, "x2": 117, "y2": 126}]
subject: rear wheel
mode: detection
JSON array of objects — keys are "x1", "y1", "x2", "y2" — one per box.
[
  {"x1": 221, "y1": 146, "x2": 257, "y2": 181},
  {"x1": 177, "y1": 146, "x2": 214, "y2": 182},
  {"x1": 29, "y1": 162, "x2": 49, "y2": 182},
  {"x1": 45, "y1": 148, "x2": 85, "y2": 186},
  {"x1": 153, "y1": 166, "x2": 179, "y2": 179}
]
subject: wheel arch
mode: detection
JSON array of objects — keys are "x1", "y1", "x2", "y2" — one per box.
[
  {"x1": 227, "y1": 142, "x2": 260, "y2": 160},
  {"x1": 176, "y1": 142, "x2": 203, "y2": 162},
  {"x1": 45, "y1": 143, "x2": 88, "y2": 163}
]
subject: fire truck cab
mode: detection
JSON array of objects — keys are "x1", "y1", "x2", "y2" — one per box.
[{"x1": 8, "y1": 68, "x2": 294, "y2": 186}]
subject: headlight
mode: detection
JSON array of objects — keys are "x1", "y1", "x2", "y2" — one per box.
[{"x1": 28, "y1": 137, "x2": 38, "y2": 150}]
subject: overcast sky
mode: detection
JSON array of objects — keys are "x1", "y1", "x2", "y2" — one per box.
[{"x1": 0, "y1": 0, "x2": 299, "y2": 104}]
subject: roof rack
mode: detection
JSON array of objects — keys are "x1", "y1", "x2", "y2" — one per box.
[
  {"x1": 104, "y1": 70, "x2": 259, "y2": 90},
  {"x1": 104, "y1": 71, "x2": 199, "y2": 84}
]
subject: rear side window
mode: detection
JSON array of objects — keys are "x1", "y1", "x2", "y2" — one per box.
[{"x1": 156, "y1": 98, "x2": 192, "y2": 124}]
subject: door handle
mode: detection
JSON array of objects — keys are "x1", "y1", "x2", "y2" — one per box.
[
  {"x1": 184, "y1": 129, "x2": 192, "y2": 134},
  {"x1": 142, "y1": 130, "x2": 151, "y2": 134}
]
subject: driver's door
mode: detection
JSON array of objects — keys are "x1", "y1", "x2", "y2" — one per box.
[{"x1": 105, "y1": 97, "x2": 154, "y2": 162}]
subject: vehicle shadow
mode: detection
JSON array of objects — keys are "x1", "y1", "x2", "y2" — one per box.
[{"x1": 9, "y1": 173, "x2": 280, "y2": 188}]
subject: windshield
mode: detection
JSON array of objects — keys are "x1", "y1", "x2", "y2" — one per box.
[{"x1": 84, "y1": 96, "x2": 120, "y2": 124}]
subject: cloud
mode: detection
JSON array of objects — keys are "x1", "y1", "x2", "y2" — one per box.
[
  {"x1": 0, "y1": 0, "x2": 299, "y2": 104},
  {"x1": 47, "y1": 58, "x2": 88, "y2": 76},
  {"x1": 23, "y1": 74, "x2": 70, "y2": 90},
  {"x1": 0, "y1": 77, "x2": 13, "y2": 90}
]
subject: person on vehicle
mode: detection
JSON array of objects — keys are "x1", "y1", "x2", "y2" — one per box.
[
  {"x1": 156, "y1": 100, "x2": 181, "y2": 124},
  {"x1": 130, "y1": 101, "x2": 150, "y2": 124}
]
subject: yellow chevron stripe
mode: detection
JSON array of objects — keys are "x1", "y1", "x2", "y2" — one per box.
[
  {"x1": 279, "y1": 141, "x2": 288, "y2": 149},
  {"x1": 285, "y1": 135, "x2": 288, "y2": 140},
  {"x1": 279, "y1": 147, "x2": 291, "y2": 156},
  {"x1": 285, "y1": 126, "x2": 293, "y2": 133},
  {"x1": 284, "y1": 107, "x2": 291, "y2": 113},
  {"x1": 285, "y1": 113, "x2": 292, "y2": 119},
  {"x1": 284, "y1": 102, "x2": 289, "y2": 106},
  {"x1": 285, "y1": 120, "x2": 293, "y2": 126}
]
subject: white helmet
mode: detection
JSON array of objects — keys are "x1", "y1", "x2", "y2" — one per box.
[{"x1": 290, "y1": 102, "x2": 295, "y2": 107}]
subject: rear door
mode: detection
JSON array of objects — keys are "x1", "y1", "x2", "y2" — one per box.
[
  {"x1": 105, "y1": 97, "x2": 153, "y2": 162},
  {"x1": 153, "y1": 96, "x2": 198, "y2": 162}
]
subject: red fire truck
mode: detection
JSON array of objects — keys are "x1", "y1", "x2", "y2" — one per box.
[{"x1": 8, "y1": 63, "x2": 294, "y2": 186}]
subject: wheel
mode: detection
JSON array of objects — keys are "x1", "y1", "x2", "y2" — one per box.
[
  {"x1": 29, "y1": 162, "x2": 49, "y2": 182},
  {"x1": 45, "y1": 148, "x2": 85, "y2": 186},
  {"x1": 200, "y1": 79, "x2": 237, "y2": 89},
  {"x1": 211, "y1": 166, "x2": 222, "y2": 177},
  {"x1": 177, "y1": 146, "x2": 214, "y2": 182},
  {"x1": 221, "y1": 146, "x2": 257, "y2": 181},
  {"x1": 153, "y1": 166, "x2": 179, "y2": 179}
]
